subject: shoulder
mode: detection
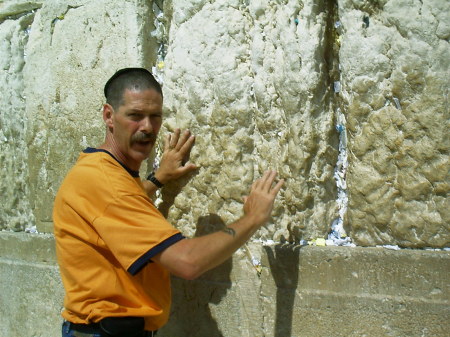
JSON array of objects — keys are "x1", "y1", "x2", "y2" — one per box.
[{"x1": 57, "y1": 150, "x2": 137, "y2": 198}]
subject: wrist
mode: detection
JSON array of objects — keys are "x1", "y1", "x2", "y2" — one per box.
[
  {"x1": 154, "y1": 170, "x2": 171, "y2": 185},
  {"x1": 146, "y1": 172, "x2": 164, "y2": 188},
  {"x1": 241, "y1": 213, "x2": 264, "y2": 229}
]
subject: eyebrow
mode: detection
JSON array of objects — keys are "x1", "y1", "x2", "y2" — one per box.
[{"x1": 128, "y1": 108, "x2": 162, "y2": 115}]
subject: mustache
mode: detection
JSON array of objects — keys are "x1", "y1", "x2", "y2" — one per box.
[{"x1": 131, "y1": 132, "x2": 157, "y2": 143}]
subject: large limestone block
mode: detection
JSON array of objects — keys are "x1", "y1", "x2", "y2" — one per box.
[
  {"x1": 0, "y1": 232, "x2": 64, "y2": 337},
  {"x1": 160, "y1": 0, "x2": 338, "y2": 242},
  {"x1": 1, "y1": 232, "x2": 448, "y2": 337},
  {"x1": 158, "y1": 215, "x2": 263, "y2": 336},
  {"x1": 22, "y1": 0, "x2": 156, "y2": 232},
  {"x1": 338, "y1": 0, "x2": 450, "y2": 247},
  {"x1": 160, "y1": 248, "x2": 263, "y2": 337},
  {"x1": 260, "y1": 245, "x2": 450, "y2": 337},
  {"x1": 0, "y1": 5, "x2": 38, "y2": 231}
]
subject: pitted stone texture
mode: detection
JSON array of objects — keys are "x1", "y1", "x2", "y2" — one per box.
[
  {"x1": 0, "y1": 1, "x2": 42, "y2": 20},
  {"x1": 1, "y1": 233, "x2": 449, "y2": 337},
  {"x1": 260, "y1": 245, "x2": 450, "y2": 337},
  {"x1": 159, "y1": 247, "x2": 263, "y2": 337},
  {"x1": 338, "y1": 0, "x2": 450, "y2": 247},
  {"x1": 161, "y1": 0, "x2": 337, "y2": 242},
  {"x1": 22, "y1": 0, "x2": 154, "y2": 232},
  {"x1": 0, "y1": 233, "x2": 63, "y2": 337},
  {"x1": 0, "y1": 10, "x2": 36, "y2": 231}
]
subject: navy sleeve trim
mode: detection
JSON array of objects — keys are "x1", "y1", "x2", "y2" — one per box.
[{"x1": 127, "y1": 233, "x2": 185, "y2": 275}]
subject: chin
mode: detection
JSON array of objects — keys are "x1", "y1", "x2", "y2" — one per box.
[
  {"x1": 132, "y1": 149, "x2": 152, "y2": 162},
  {"x1": 132, "y1": 152, "x2": 150, "y2": 163}
]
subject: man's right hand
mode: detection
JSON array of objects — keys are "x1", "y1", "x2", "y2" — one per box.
[{"x1": 155, "y1": 128, "x2": 198, "y2": 184}]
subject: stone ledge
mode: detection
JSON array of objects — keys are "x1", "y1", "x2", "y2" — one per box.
[
  {"x1": 0, "y1": 231, "x2": 56, "y2": 262},
  {"x1": 1, "y1": 232, "x2": 449, "y2": 337}
]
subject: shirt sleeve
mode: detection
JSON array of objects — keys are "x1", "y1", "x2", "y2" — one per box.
[{"x1": 93, "y1": 194, "x2": 184, "y2": 275}]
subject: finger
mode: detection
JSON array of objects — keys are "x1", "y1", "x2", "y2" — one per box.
[
  {"x1": 179, "y1": 161, "x2": 198, "y2": 173},
  {"x1": 270, "y1": 178, "x2": 284, "y2": 196},
  {"x1": 175, "y1": 129, "x2": 192, "y2": 150},
  {"x1": 170, "y1": 128, "x2": 181, "y2": 149},
  {"x1": 251, "y1": 177, "x2": 262, "y2": 191},
  {"x1": 179, "y1": 135, "x2": 195, "y2": 157},
  {"x1": 163, "y1": 134, "x2": 171, "y2": 152},
  {"x1": 261, "y1": 170, "x2": 277, "y2": 191},
  {"x1": 182, "y1": 137, "x2": 195, "y2": 165},
  {"x1": 253, "y1": 170, "x2": 269, "y2": 190}
]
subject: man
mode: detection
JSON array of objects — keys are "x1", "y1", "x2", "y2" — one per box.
[{"x1": 54, "y1": 68, "x2": 284, "y2": 337}]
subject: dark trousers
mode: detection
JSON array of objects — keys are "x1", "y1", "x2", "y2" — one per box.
[{"x1": 62, "y1": 321, "x2": 157, "y2": 337}]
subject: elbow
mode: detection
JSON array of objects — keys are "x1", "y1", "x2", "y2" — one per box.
[
  {"x1": 179, "y1": 272, "x2": 199, "y2": 281},
  {"x1": 156, "y1": 238, "x2": 206, "y2": 280},
  {"x1": 175, "y1": 262, "x2": 203, "y2": 280}
]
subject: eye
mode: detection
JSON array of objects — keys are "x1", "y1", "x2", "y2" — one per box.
[{"x1": 129, "y1": 113, "x2": 143, "y2": 120}]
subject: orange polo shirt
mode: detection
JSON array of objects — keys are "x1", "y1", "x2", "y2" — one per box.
[{"x1": 53, "y1": 148, "x2": 184, "y2": 331}]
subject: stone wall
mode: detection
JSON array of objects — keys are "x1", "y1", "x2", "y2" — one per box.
[
  {"x1": 1, "y1": 0, "x2": 447, "y2": 247},
  {"x1": 1, "y1": 0, "x2": 448, "y2": 247},
  {"x1": 1, "y1": 232, "x2": 449, "y2": 337},
  {"x1": 1, "y1": 1, "x2": 449, "y2": 336},
  {"x1": 160, "y1": 0, "x2": 338, "y2": 242},
  {"x1": 0, "y1": 1, "x2": 37, "y2": 231},
  {"x1": 338, "y1": 0, "x2": 450, "y2": 247}
]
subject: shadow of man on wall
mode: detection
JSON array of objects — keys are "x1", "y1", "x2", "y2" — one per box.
[
  {"x1": 158, "y1": 214, "x2": 232, "y2": 337},
  {"x1": 264, "y1": 244, "x2": 301, "y2": 337},
  {"x1": 157, "y1": 171, "x2": 198, "y2": 218}
]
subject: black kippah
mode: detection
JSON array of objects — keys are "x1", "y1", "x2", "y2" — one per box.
[{"x1": 104, "y1": 67, "x2": 153, "y2": 98}]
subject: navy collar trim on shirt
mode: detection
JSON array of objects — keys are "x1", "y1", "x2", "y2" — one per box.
[{"x1": 83, "y1": 147, "x2": 140, "y2": 178}]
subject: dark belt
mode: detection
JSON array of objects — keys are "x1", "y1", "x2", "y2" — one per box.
[{"x1": 68, "y1": 321, "x2": 157, "y2": 337}]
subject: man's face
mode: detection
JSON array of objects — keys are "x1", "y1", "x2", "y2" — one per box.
[{"x1": 108, "y1": 88, "x2": 163, "y2": 169}]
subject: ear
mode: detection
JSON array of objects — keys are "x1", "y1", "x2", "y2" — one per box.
[{"x1": 103, "y1": 104, "x2": 114, "y2": 129}]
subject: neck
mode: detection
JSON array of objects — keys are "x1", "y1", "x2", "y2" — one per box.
[{"x1": 98, "y1": 132, "x2": 140, "y2": 171}]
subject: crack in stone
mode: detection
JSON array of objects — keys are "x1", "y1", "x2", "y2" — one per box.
[
  {"x1": 324, "y1": 0, "x2": 353, "y2": 246},
  {"x1": 0, "y1": 4, "x2": 42, "y2": 24},
  {"x1": 50, "y1": 5, "x2": 84, "y2": 45}
]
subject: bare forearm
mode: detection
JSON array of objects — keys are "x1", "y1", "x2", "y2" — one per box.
[
  {"x1": 154, "y1": 215, "x2": 259, "y2": 280},
  {"x1": 154, "y1": 170, "x2": 284, "y2": 280},
  {"x1": 142, "y1": 180, "x2": 159, "y2": 198}
]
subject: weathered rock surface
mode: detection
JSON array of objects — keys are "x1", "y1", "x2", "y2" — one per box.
[
  {"x1": 2, "y1": 232, "x2": 449, "y2": 337},
  {"x1": 338, "y1": 0, "x2": 449, "y2": 247},
  {"x1": 160, "y1": 0, "x2": 338, "y2": 242},
  {"x1": 0, "y1": 0, "x2": 448, "y2": 247},
  {"x1": 0, "y1": 4, "x2": 37, "y2": 231},
  {"x1": 2, "y1": 0, "x2": 156, "y2": 232}
]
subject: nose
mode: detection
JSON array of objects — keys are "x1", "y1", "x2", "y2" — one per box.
[{"x1": 139, "y1": 116, "x2": 152, "y2": 133}]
